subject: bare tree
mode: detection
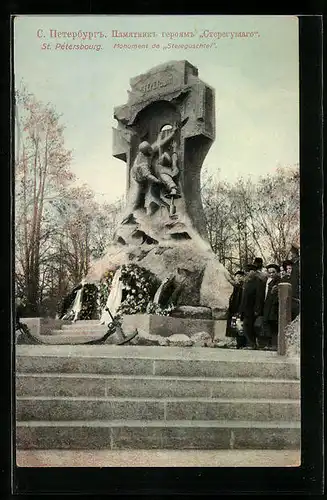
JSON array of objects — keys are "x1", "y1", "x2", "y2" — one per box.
[
  {"x1": 201, "y1": 173, "x2": 235, "y2": 266},
  {"x1": 37, "y1": 187, "x2": 124, "y2": 316},
  {"x1": 15, "y1": 85, "x2": 73, "y2": 314},
  {"x1": 201, "y1": 165, "x2": 300, "y2": 272},
  {"x1": 244, "y1": 165, "x2": 300, "y2": 262}
]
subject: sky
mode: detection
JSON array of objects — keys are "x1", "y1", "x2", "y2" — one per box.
[{"x1": 14, "y1": 15, "x2": 299, "y2": 204}]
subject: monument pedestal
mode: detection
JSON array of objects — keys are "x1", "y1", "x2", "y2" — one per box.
[
  {"x1": 122, "y1": 313, "x2": 215, "y2": 339},
  {"x1": 19, "y1": 317, "x2": 71, "y2": 336}
]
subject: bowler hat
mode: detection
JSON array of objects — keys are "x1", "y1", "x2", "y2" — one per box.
[
  {"x1": 266, "y1": 264, "x2": 280, "y2": 272},
  {"x1": 234, "y1": 270, "x2": 245, "y2": 276},
  {"x1": 253, "y1": 257, "x2": 263, "y2": 268},
  {"x1": 244, "y1": 264, "x2": 257, "y2": 272}
]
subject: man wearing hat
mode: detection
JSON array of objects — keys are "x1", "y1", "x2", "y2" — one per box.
[
  {"x1": 253, "y1": 257, "x2": 263, "y2": 270},
  {"x1": 225, "y1": 270, "x2": 247, "y2": 348},
  {"x1": 239, "y1": 264, "x2": 265, "y2": 349},
  {"x1": 253, "y1": 257, "x2": 269, "y2": 281},
  {"x1": 255, "y1": 264, "x2": 281, "y2": 350}
]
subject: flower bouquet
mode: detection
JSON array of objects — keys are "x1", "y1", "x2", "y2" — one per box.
[{"x1": 117, "y1": 263, "x2": 160, "y2": 316}]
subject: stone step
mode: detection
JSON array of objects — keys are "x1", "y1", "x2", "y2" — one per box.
[
  {"x1": 63, "y1": 320, "x2": 101, "y2": 326},
  {"x1": 51, "y1": 329, "x2": 107, "y2": 336},
  {"x1": 21, "y1": 333, "x2": 106, "y2": 344},
  {"x1": 16, "y1": 396, "x2": 300, "y2": 422},
  {"x1": 61, "y1": 323, "x2": 106, "y2": 331},
  {"x1": 15, "y1": 448, "x2": 301, "y2": 469},
  {"x1": 16, "y1": 345, "x2": 299, "y2": 379},
  {"x1": 16, "y1": 420, "x2": 301, "y2": 450},
  {"x1": 16, "y1": 373, "x2": 300, "y2": 400},
  {"x1": 15, "y1": 449, "x2": 302, "y2": 468}
]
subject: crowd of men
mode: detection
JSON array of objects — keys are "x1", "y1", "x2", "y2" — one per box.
[{"x1": 226, "y1": 244, "x2": 300, "y2": 350}]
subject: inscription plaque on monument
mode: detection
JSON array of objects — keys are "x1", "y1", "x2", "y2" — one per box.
[{"x1": 134, "y1": 72, "x2": 174, "y2": 95}]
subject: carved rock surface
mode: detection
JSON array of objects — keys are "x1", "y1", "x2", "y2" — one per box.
[
  {"x1": 201, "y1": 256, "x2": 234, "y2": 311},
  {"x1": 130, "y1": 332, "x2": 169, "y2": 346},
  {"x1": 171, "y1": 306, "x2": 212, "y2": 319},
  {"x1": 212, "y1": 309, "x2": 229, "y2": 320},
  {"x1": 86, "y1": 239, "x2": 233, "y2": 312},
  {"x1": 86, "y1": 245, "x2": 128, "y2": 282},
  {"x1": 190, "y1": 331, "x2": 212, "y2": 347},
  {"x1": 132, "y1": 241, "x2": 233, "y2": 310},
  {"x1": 214, "y1": 338, "x2": 237, "y2": 349},
  {"x1": 167, "y1": 334, "x2": 194, "y2": 347}
]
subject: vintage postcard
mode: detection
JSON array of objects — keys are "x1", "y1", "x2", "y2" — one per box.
[{"x1": 13, "y1": 15, "x2": 301, "y2": 469}]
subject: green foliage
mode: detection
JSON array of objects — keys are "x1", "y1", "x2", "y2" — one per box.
[
  {"x1": 78, "y1": 284, "x2": 98, "y2": 319},
  {"x1": 146, "y1": 301, "x2": 175, "y2": 316},
  {"x1": 117, "y1": 263, "x2": 160, "y2": 316}
]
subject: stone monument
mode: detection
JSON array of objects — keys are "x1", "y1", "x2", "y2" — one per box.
[
  {"x1": 17, "y1": 61, "x2": 234, "y2": 346},
  {"x1": 87, "y1": 60, "x2": 233, "y2": 317}
]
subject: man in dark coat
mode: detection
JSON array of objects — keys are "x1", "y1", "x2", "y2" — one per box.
[
  {"x1": 255, "y1": 264, "x2": 281, "y2": 350},
  {"x1": 226, "y1": 270, "x2": 246, "y2": 348},
  {"x1": 239, "y1": 264, "x2": 265, "y2": 349},
  {"x1": 289, "y1": 243, "x2": 300, "y2": 320}
]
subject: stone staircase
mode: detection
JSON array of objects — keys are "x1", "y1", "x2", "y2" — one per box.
[
  {"x1": 36, "y1": 320, "x2": 109, "y2": 344},
  {"x1": 15, "y1": 343, "x2": 301, "y2": 451}
]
